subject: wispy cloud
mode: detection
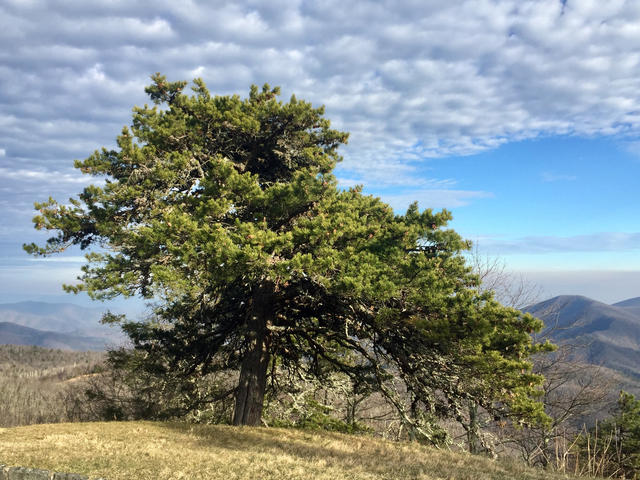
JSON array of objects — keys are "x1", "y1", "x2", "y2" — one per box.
[
  {"x1": 482, "y1": 232, "x2": 640, "y2": 254},
  {"x1": 0, "y1": 167, "x2": 88, "y2": 184},
  {"x1": 382, "y1": 189, "x2": 494, "y2": 211},
  {"x1": 337, "y1": 172, "x2": 490, "y2": 210},
  {"x1": 0, "y1": 264, "x2": 81, "y2": 294},
  {"x1": 619, "y1": 140, "x2": 640, "y2": 159},
  {"x1": 28, "y1": 256, "x2": 87, "y2": 263},
  {"x1": 520, "y1": 270, "x2": 640, "y2": 305},
  {"x1": 2, "y1": 0, "x2": 640, "y2": 299}
]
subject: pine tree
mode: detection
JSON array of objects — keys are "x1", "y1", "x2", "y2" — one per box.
[
  {"x1": 582, "y1": 391, "x2": 640, "y2": 478},
  {"x1": 25, "y1": 75, "x2": 550, "y2": 429}
]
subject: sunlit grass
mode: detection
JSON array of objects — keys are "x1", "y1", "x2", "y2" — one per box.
[{"x1": 0, "y1": 421, "x2": 585, "y2": 480}]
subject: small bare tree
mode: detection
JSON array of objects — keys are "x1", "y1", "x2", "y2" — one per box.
[
  {"x1": 498, "y1": 344, "x2": 615, "y2": 468},
  {"x1": 456, "y1": 246, "x2": 545, "y2": 455},
  {"x1": 467, "y1": 244, "x2": 542, "y2": 310}
]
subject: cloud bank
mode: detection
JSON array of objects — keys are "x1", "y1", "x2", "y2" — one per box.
[{"x1": 3, "y1": 0, "x2": 640, "y2": 190}]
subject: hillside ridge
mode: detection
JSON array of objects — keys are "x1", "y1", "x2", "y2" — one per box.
[
  {"x1": 526, "y1": 294, "x2": 640, "y2": 379},
  {"x1": 0, "y1": 301, "x2": 124, "y2": 347},
  {"x1": 0, "y1": 321, "x2": 110, "y2": 351}
]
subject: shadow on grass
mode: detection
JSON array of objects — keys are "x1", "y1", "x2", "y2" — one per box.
[{"x1": 156, "y1": 422, "x2": 419, "y2": 473}]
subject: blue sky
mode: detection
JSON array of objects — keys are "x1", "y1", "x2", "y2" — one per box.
[{"x1": 0, "y1": 0, "x2": 639, "y2": 313}]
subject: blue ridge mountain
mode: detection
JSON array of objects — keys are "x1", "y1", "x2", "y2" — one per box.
[
  {"x1": 0, "y1": 321, "x2": 111, "y2": 351},
  {"x1": 0, "y1": 301, "x2": 125, "y2": 350},
  {"x1": 525, "y1": 295, "x2": 640, "y2": 380},
  {"x1": 612, "y1": 296, "x2": 640, "y2": 317},
  {"x1": 4, "y1": 296, "x2": 640, "y2": 362}
]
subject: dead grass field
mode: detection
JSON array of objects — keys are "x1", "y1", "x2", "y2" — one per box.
[{"x1": 0, "y1": 421, "x2": 585, "y2": 480}]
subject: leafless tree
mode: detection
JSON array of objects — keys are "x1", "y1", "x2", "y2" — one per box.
[
  {"x1": 498, "y1": 344, "x2": 615, "y2": 467},
  {"x1": 467, "y1": 244, "x2": 542, "y2": 310}
]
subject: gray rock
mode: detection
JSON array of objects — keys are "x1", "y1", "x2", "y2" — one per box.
[
  {"x1": 52, "y1": 473, "x2": 88, "y2": 480},
  {"x1": 5, "y1": 466, "x2": 50, "y2": 480}
]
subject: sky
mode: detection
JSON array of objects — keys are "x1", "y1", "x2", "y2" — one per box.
[{"x1": 1, "y1": 0, "x2": 639, "y2": 314}]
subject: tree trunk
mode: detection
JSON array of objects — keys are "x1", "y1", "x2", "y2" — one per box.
[
  {"x1": 408, "y1": 395, "x2": 419, "y2": 442},
  {"x1": 233, "y1": 284, "x2": 272, "y2": 426},
  {"x1": 467, "y1": 400, "x2": 480, "y2": 454}
]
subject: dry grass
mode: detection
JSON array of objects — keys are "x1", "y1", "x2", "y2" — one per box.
[{"x1": 0, "y1": 421, "x2": 585, "y2": 480}]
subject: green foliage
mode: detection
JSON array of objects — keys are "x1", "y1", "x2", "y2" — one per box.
[
  {"x1": 80, "y1": 342, "x2": 235, "y2": 423},
  {"x1": 613, "y1": 391, "x2": 640, "y2": 474},
  {"x1": 25, "y1": 74, "x2": 550, "y2": 434},
  {"x1": 269, "y1": 398, "x2": 372, "y2": 434},
  {"x1": 577, "y1": 391, "x2": 640, "y2": 478}
]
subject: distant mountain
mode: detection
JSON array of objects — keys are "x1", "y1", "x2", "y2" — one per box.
[
  {"x1": 0, "y1": 322, "x2": 111, "y2": 351},
  {"x1": 0, "y1": 301, "x2": 103, "y2": 332},
  {"x1": 526, "y1": 295, "x2": 640, "y2": 379},
  {"x1": 0, "y1": 301, "x2": 124, "y2": 348},
  {"x1": 612, "y1": 296, "x2": 640, "y2": 317}
]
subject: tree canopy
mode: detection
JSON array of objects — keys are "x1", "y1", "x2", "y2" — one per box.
[{"x1": 25, "y1": 74, "x2": 550, "y2": 434}]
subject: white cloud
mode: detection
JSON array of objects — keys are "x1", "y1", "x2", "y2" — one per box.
[
  {"x1": 3, "y1": 1, "x2": 640, "y2": 176},
  {"x1": 481, "y1": 232, "x2": 640, "y2": 254},
  {"x1": 1, "y1": 1, "x2": 640, "y2": 239},
  {"x1": 382, "y1": 189, "x2": 494, "y2": 211},
  {"x1": 28, "y1": 256, "x2": 87, "y2": 263},
  {"x1": 0, "y1": 167, "x2": 88, "y2": 184}
]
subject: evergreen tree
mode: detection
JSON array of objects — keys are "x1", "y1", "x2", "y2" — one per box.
[
  {"x1": 25, "y1": 75, "x2": 550, "y2": 430},
  {"x1": 582, "y1": 391, "x2": 640, "y2": 478}
]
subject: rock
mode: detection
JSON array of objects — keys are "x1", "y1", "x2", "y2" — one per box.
[{"x1": 5, "y1": 467, "x2": 50, "y2": 480}]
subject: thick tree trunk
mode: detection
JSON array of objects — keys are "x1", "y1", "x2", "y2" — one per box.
[{"x1": 233, "y1": 284, "x2": 272, "y2": 426}]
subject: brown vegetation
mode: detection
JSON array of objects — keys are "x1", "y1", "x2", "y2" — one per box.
[
  {"x1": 0, "y1": 421, "x2": 583, "y2": 480},
  {"x1": 0, "y1": 345, "x2": 104, "y2": 427}
]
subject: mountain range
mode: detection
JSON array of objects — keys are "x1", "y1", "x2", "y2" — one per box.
[
  {"x1": 525, "y1": 295, "x2": 640, "y2": 380},
  {"x1": 2, "y1": 296, "x2": 640, "y2": 369},
  {"x1": 0, "y1": 301, "x2": 125, "y2": 351},
  {"x1": 0, "y1": 321, "x2": 110, "y2": 351}
]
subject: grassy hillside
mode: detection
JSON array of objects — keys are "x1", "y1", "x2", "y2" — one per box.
[{"x1": 0, "y1": 421, "x2": 583, "y2": 480}]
